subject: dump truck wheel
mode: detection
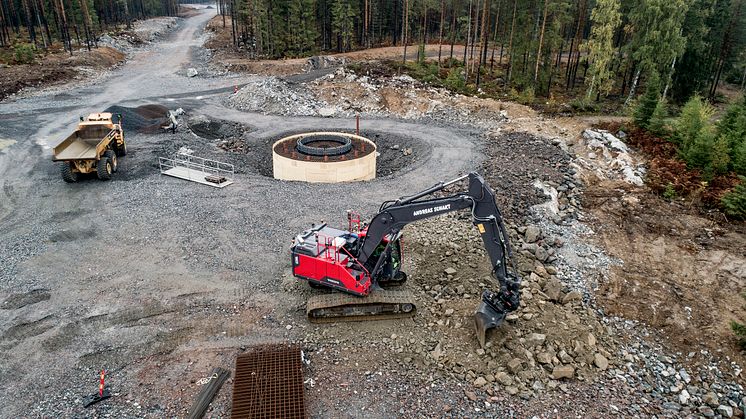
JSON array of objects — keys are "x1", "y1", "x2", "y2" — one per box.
[
  {"x1": 104, "y1": 150, "x2": 118, "y2": 172},
  {"x1": 61, "y1": 162, "x2": 78, "y2": 183},
  {"x1": 116, "y1": 142, "x2": 127, "y2": 156},
  {"x1": 97, "y1": 157, "x2": 112, "y2": 180}
]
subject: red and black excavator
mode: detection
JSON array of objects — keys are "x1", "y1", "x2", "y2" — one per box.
[{"x1": 290, "y1": 172, "x2": 521, "y2": 347}]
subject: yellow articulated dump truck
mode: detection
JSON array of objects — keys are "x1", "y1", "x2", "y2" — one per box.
[{"x1": 52, "y1": 112, "x2": 127, "y2": 183}]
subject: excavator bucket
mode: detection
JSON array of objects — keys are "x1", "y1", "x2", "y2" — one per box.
[{"x1": 474, "y1": 301, "x2": 507, "y2": 348}]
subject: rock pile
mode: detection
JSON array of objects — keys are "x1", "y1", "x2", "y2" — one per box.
[
  {"x1": 609, "y1": 329, "x2": 746, "y2": 418},
  {"x1": 582, "y1": 129, "x2": 646, "y2": 186},
  {"x1": 304, "y1": 55, "x2": 346, "y2": 72},
  {"x1": 400, "y1": 200, "x2": 746, "y2": 416},
  {"x1": 228, "y1": 76, "x2": 325, "y2": 116},
  {"x1": 308, "y1": 67, "x2": 510, "y2": 126},
  {"x1": 226, "y1": 66, "x2": 510, "y2": 126},
  {"x1": 402, "y1": 213, "x2": 616, "y2": 399}
]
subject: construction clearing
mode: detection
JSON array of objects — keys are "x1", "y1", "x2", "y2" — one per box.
[{"x1": 0, "y1": 5, "x2": 745, "y2": 419}]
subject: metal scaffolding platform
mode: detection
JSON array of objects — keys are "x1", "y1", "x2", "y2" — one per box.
[{"x1": 158, "y1": 152, "x2": 234, "y2": 188}]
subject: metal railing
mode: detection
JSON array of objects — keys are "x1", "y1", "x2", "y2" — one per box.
[{"x1": 158, "y1": 152, "x2": 234, "y2": 182}]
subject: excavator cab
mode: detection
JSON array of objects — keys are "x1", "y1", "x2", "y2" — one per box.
[{"x1": 365, "y1": 237, "x2": 405, "y2": 287}]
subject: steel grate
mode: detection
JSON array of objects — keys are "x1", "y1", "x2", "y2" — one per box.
[{"x1": 231, "y1": 344, "x2": 307, "y2": 419}]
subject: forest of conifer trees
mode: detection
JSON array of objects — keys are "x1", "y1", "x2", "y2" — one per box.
[
  {"x1": 0, "y1": 0, "x2": 179, "y2": 54},
  {"x1": 216, "y1": 0, "x2": 746, "y2": 103}
]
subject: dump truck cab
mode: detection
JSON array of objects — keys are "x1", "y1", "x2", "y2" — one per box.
[{"x1": 53, "y1": 112, "x2": 127, "y2": 183}]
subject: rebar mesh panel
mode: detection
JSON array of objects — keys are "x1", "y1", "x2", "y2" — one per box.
[{"x1": 231, "y1": 344, "x2": 307, "y2": 419}]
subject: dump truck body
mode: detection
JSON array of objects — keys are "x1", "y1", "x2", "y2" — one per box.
[{"x1": 53, "y1": 113, "x2": 127, "y2": 182}]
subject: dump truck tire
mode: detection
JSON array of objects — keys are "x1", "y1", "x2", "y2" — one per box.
[
  {"x1": 61, "y1": 162, "x2": 78, "y2": 183},
  {"x1": 116, "y1": 141, "x2": 127, "y2": 157},
  {"x1": 97, "y1": 157, "x2": 112, "y2": 180},
  {"x1": 104, "y1": 150, "x2": 118, "y2": 173}
]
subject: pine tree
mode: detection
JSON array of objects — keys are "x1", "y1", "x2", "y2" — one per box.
[
  {"x1": 648, "y1": 99, "x2": 668, "y2": 136},
  {"x1": 288, "y1": 0, "x2": 319, "y2": 56},
  {"x1": 633, "y1": 72, "x2": 661, "y2": 129},
  {"x1": 669, "y1": 0, "x2": 714, "y2": 103},
  {"x1": 722, "y1": 178, "x2": 746, "y2": 219},
  {"x1": 717, "y1": 97, "x2": 746, "y2": 154},
  {"x1": 675, "y1": 95, "x2": 717, "y2": 170},
  {"x1": 332, "y1": 0, "x2": 356, "y2": 52},
  {"x1": 711, "y1": 136, "x2": 732, "y2": 175},
  {"x1": 685, "y1": 131, "x2": 715, "y2": 171},
  {"x1": 585, "y1": 0, "x2": 621, "y2": 100}
]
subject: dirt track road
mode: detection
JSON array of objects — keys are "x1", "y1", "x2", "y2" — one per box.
[{"x1": 0, "y1": 7, "x2": 486, "y2": 418}]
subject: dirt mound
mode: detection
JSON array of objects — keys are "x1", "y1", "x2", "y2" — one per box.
[
  {"x1": 228, "y1": 77, "x2": 321, "y2": 116},
  {"x1": 481, "y1": 132, "x2": 573, "y2": 221},
  {"x1": 104, "y1": 104, "x2": 171, "y2": 134},
  {"x1": 178, "y1": 6, "x2": 201, "y2": 17}
]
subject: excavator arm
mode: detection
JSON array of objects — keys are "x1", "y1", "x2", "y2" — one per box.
[{"x1": 356, "y1": 172, "x2": 521, "y2": 347}]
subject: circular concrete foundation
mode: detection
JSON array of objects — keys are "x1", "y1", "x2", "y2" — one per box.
[{"x1": 272, "y1": 132, "x2": 377, "y2": 183}]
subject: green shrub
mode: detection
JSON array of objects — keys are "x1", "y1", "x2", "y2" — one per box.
[
  {"x1": 570, "y1": 97, "x2": 599, "y2": 112},
  {"x1": 683, "y1": 131, "x2": 715, "y2": 171},
  {"x1": 444, "y1": 67, "x2": 465, "y2": 91},
  {"x1": 722, "y1": 177, "x2": 746, "y2": 219},
  {"x1": 717, "y1": 97, "x2": 746, "y2": 168},
  {"x1": 443, "y1": 57, "x2": 462, "y2": 68},
  {"x1": 710, "y1": 136, "x2": 732, "y2": 175},
  {"x1": 634, "y1": 72, "x2": 661, "y2": 129},
  {"x1": 663, "y1": 183, "x2": 677, "y2": 201},
  {"x1": 516, "y1": 86, "x2": 535, "y2": 105},
  {"x1": 732, "y1": 320, "x2": 746, "y2": 349},
  {"x1": 676, "y1": 95, "x2": 716, "y2": 169},
  {"x1": 13, "y1": 43, "x2": 35, "y2": 64},
  {"x1": 718, "y1": 97, "x2": 746, "y2": 139}
]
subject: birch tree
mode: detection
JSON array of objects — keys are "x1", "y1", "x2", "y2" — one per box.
[{"x1": 585, "y1": 0, "x2": 621, "y2": 99}]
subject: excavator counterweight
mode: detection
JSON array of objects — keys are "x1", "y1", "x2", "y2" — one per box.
[{"x1": 290, "y1": 172, "x2": 521, "y2": 347}]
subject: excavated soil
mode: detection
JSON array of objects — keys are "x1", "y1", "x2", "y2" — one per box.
[
  {"x1": 481, "y1": 132, "x2": 573, "y2": 221},
  {"x1": 585, "y1": 177, "x2": 746, "y2": 367},
  {"x1": 104, "y1": 104, "x2": 172, "y2": 133}
]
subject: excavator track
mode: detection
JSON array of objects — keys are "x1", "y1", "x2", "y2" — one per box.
[{"x1": 307, "y1": 289, "x2": 416, "y2": 323}]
